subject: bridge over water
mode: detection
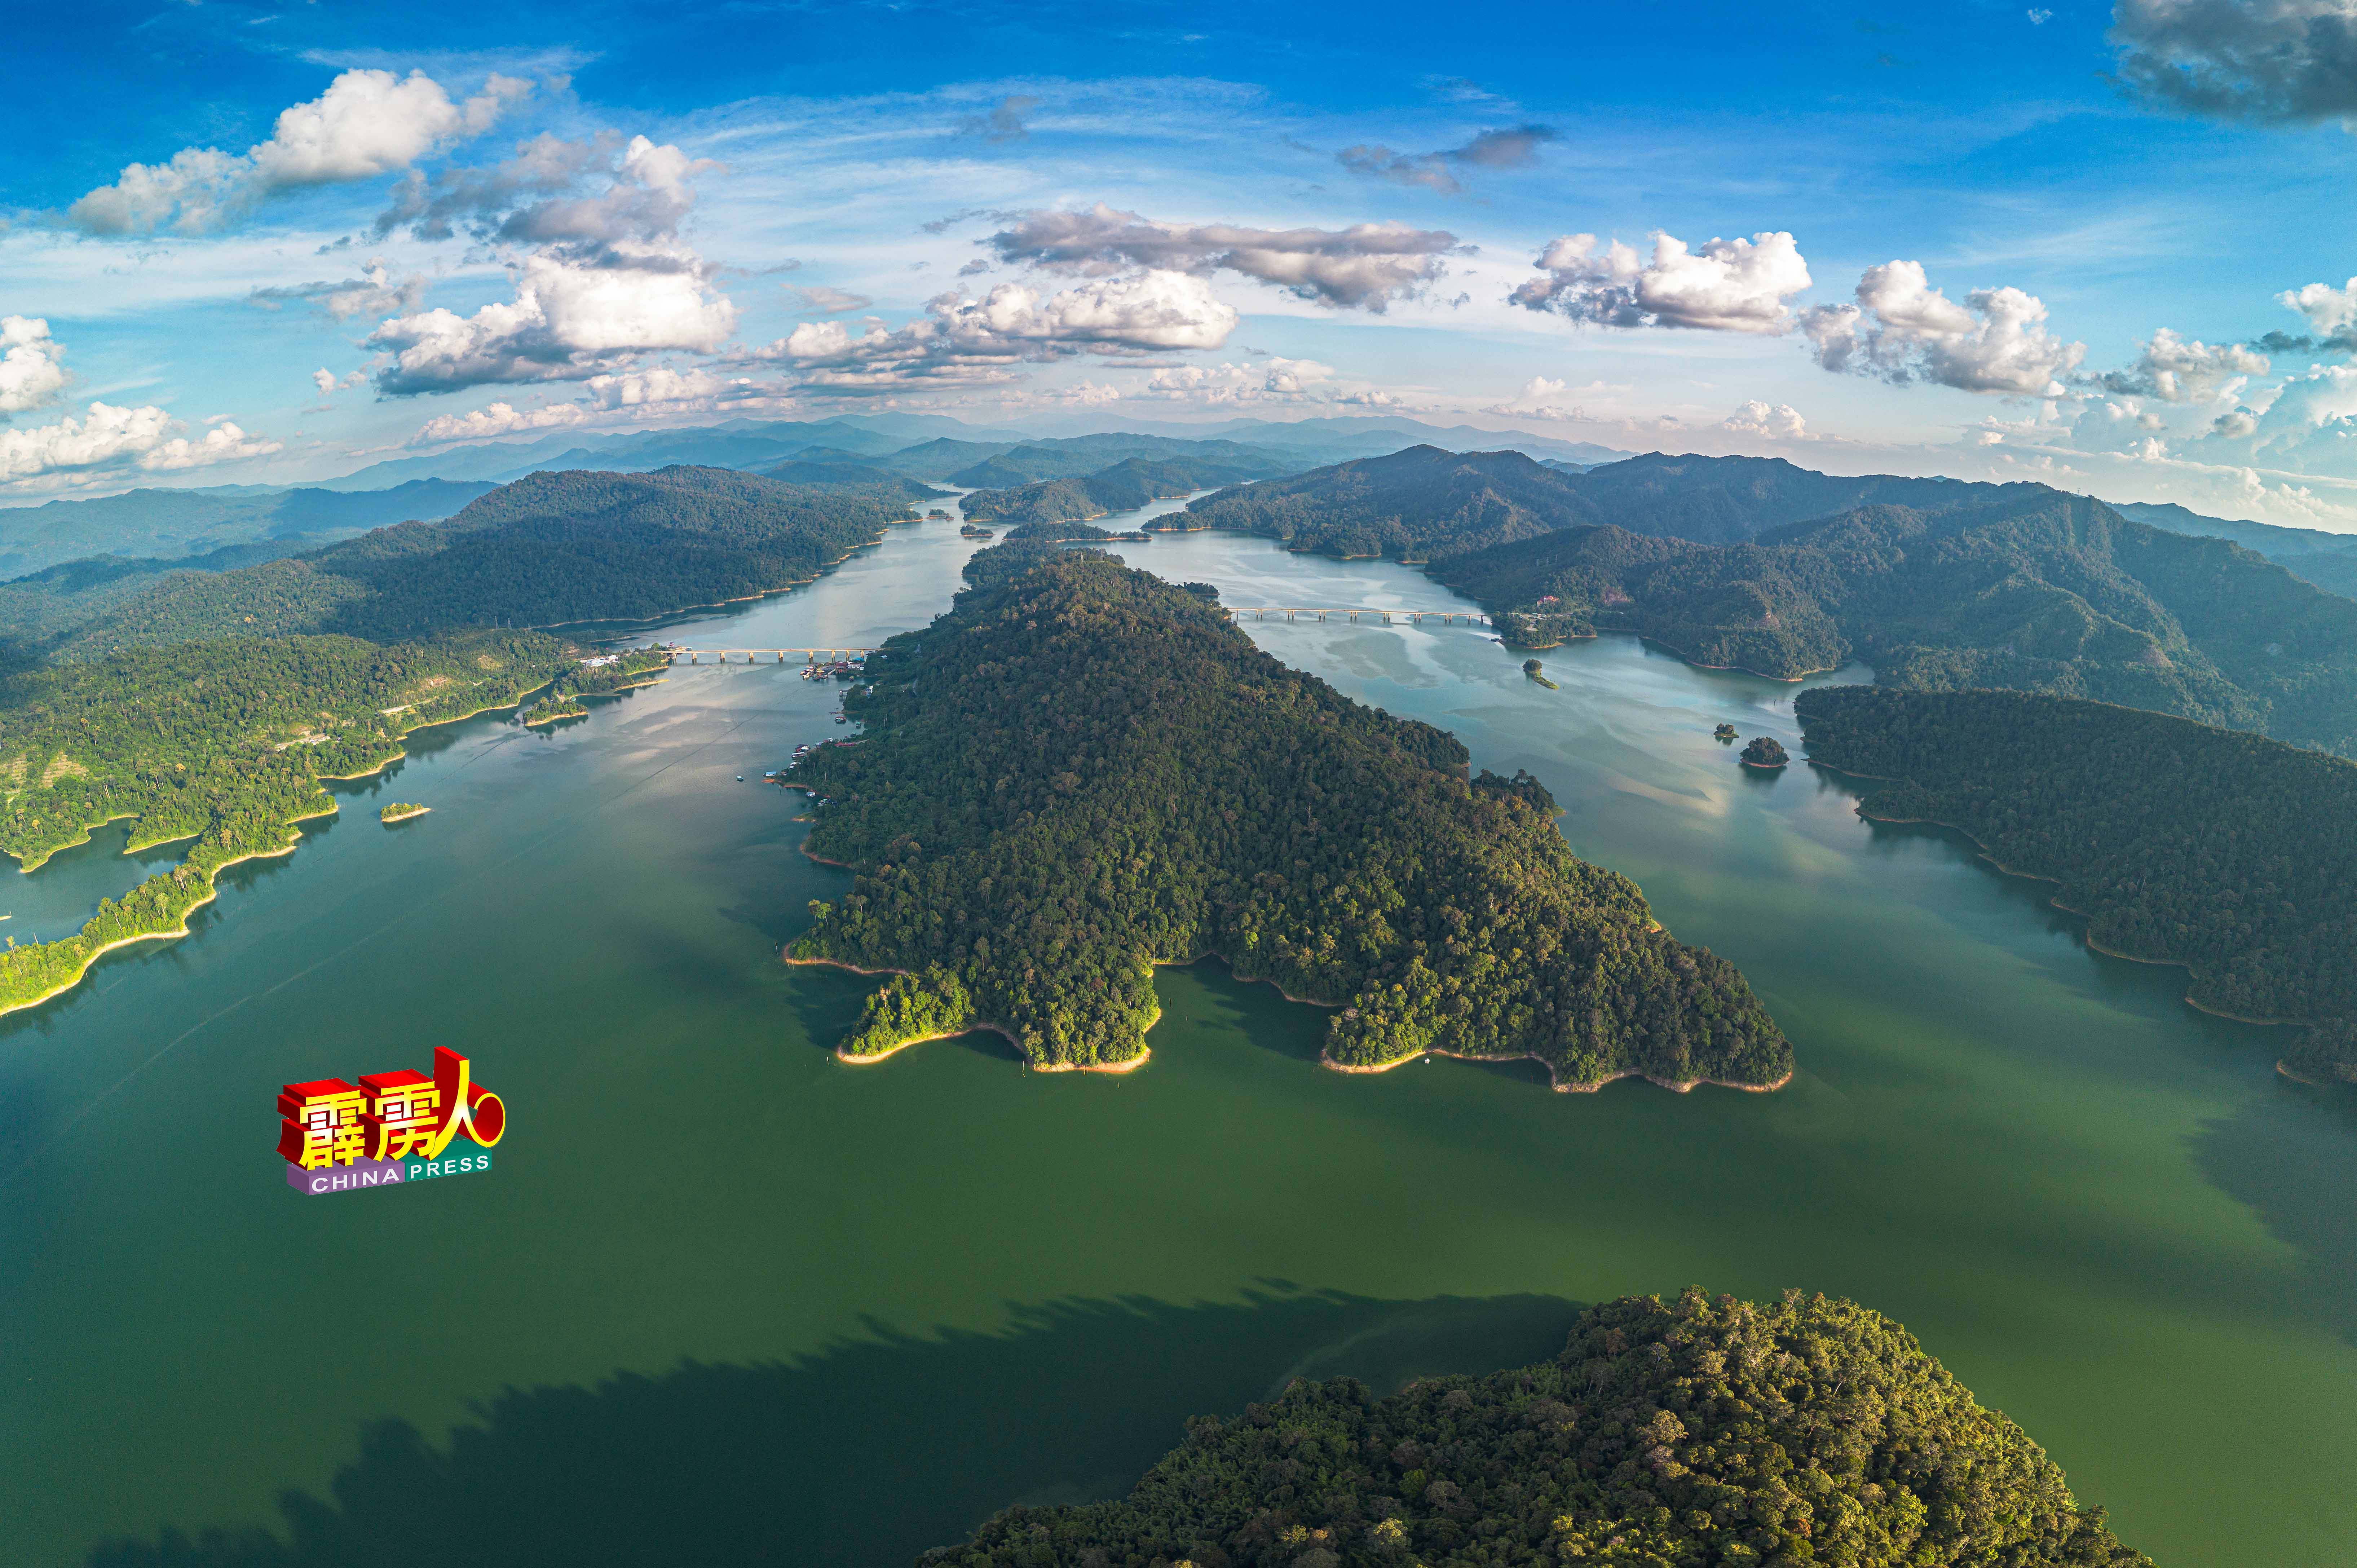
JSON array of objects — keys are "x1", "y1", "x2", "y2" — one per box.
[
  {"x1": 663, "y1": 648, "x2": 874, "y2": 663},
  {"x1": 1223, "y1": 606, "x2": 1493, "y2": 627}
]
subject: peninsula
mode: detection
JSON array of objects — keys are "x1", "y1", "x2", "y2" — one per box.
[
  {"x1": 1796, "y1": 684, "x2": 2357, "y2": 1082},
  {"x1": 785, "y1": 550, "x2": 1790, "y2": 1087},
  {"x1": 948, "y1": 1289, "x2": 2149, "y2": 1568}
]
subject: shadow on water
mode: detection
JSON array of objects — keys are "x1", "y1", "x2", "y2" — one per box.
[
  {"x1": 2191, "y1": 1078, "x2": 2357, "y2": 1349},
  {"x1": 84, "y1": 1287, "x2": 1584, "y2": 1568},
  {"x1": 1163, "y1": 957, "x2": 1333, "y2": 1064}
]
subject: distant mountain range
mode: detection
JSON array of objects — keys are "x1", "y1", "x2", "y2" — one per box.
[{"x1": 0, "y1": 479, "x2": 494, "y2": 578}]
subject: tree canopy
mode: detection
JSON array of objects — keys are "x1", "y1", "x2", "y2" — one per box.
[
  {"x1": 939, "y1": 1288, "x2": 2148, "y2": 1568},
  {"x1": 788, "y1": 551, "x2": 1788, "y2": 1086},
  {"x1": 1795, "y1": 684, "x2": 2357, "y2": 1082}
]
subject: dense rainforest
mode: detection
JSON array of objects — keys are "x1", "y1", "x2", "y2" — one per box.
[
  {"x1": 36, "y1": 467, "x2": 909, "y2": 658},
  {"x1": 1173, "y1": 446, "x2": 1595, "y2": 561},
  {"x1": 786, "y1": 550, "x2": 1789, "y2": 1086},
  {"x1": 1795, "y1": 684, "x2": 2357, "y2": 1082},
  {"x1": 959, "y1": 456, "x2": 1267, "y2": 526},
  {"x1": 1431, "y1": 490, "x2": 2357, "y2": 757},
  {"x1": 757, "y1": 460, "x2": 951, "y2": 505},
  {"x1": 939, "y1": 1289, "x2": 2147, "y2": 1568},
  {"x1": 0, "y1": 632, "x2": 667, "y2": 1016}
]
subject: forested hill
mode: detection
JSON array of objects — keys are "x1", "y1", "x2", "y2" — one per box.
[
  {"x1": 946, "y1": 1289, "x2": 2148, "y2": 1568},
  {"x1": 959, "y1": 456, "x2": 1265, "y2": 525},
  {"x1": 1437, "y1": 490, "x2": 2357, "y2": 757},
  {"x1": 1171, "y1": 445, "x2": 1598, "y2": 559},
  {"x1": 786, "y1": 551, "x2": 1790, "y2": 1087},
  {"x1": 51, "y1": 466, "x2": 908, "y2": 656},
  {"x1": 1796, "y1": 684, "x2": 2357, "y2": 1083},
  {"x1": 758, "y1": 460, "x2": 950, "y2": 505}
]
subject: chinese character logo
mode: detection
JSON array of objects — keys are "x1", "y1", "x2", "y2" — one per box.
[{"x1": 278, "y1": 1047, "x2": 505, "y2": 1173}]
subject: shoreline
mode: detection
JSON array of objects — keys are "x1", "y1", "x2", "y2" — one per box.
[
  {"x1": 0, "y1": 815, "x2": 325, "y2": 1022},
  {"x1": 782, "y1": 952, "x2": 1151, "y2": 1074},
  {"x1": 1317, "y1": 1044, "x2": 1791, "y2": 1095},
  {"x1": 1846, "y1": 796, "x2": 2307, "y2": 1034}
]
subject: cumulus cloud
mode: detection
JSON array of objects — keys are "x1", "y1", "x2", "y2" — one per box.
[
  {"x1": 2094, "y1": 326, "x2": 2268, "y2": 400},
  {"x1": 0, "y1": 317, "x2": 68, "y2": 416},
  {"x1": 363, "y1": 133, "x2": 734, "y2": 397},
  {"x1": 2259, "y1": 275, "x2": 2357, "y2": 354},
  {"x1": 957, "y1": 94, "x2": 1040, "y2": 143},
  {"x1": 367, "y1": 243, "x2": 739, "y2": 395},
  {"x1": 986, "y1": 204, "x2": 1458, "y2": 311},
  {"x1": 1511, "y1": 231, "x2": 1811, "y2": 333},
  {"x1": 311, "y1": 367, "x2": 367, "y2": 396},
  {"x1": 1722, "y1": 400, "x2": 1809, "y2": 438},
  {"x1": 0, "y1": 402, "x2": 278, "y2": 484},
  {"x1": 67, "y1": 69, "x2": 531, "y2": 235},
  {"x1": 754, "y1": 271, "x2": 1240, "y2": 392},
  {"x1": 1140, "y1": 357, "x2": 1336, "y2": 402},
  {"x1": 409, "y1": 400, "x2": 588, "y2": 445},
  {"x1": 1337, "y1": 124, "x2": 1557, "y2": 195},
  {"x1": 1801, "y1": 260, "x2": 2084, "y2": 395},
  {"x1": 251, "y1": 258, "x2": 428, "y2": 321},
  {"x1": 377, "y1": 133, "x2": 720, "y2": 262},
  {"x1": 2219, "y1": 362, "x2": 2357, "y2": 452},
  {"x1": 2110, "y1": 0, "x2": 2357, "y2": 123},
  {"x1": 789, "y1": 284, "x2": 874, "y2": 315}
]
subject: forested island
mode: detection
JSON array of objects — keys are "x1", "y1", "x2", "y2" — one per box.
[
  {"x1": 939, "y1": 1289, "x2": 2147, "y2": 1568},
  {"x1": 1796, "y1": 684, "x2": 2357, "y2": 1082},
  {"x1": 786, "y1": 551, "x2": 1789, "y2": 1088},
  {"x1": 959, "y1": 456, "x2": 1259, "y2": 527},
  {"x1": 379, "y1": 802, "x2": 429, "y2": 823}
]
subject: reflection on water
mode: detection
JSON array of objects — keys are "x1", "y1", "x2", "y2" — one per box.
[{"x1": 0, "y1": 515, "x2": 2350, "y2": 1568}]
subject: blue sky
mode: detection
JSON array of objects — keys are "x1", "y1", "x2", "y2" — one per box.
[{"x1": 8, "y1": 0, "x2": 2357, "y2": 526}]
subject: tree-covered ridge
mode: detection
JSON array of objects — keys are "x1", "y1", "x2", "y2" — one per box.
[
  {"x1": 1795, "y1": 684, "x2": 2357, "y2": 1081},
  {"x1": 939, "y1": 1289, "x2": 2147, "y2": 1568},
  {"x1": 0, "y1": 631, "x2": 665, "y2": 1018},
  {"x1": 1173, "y1": 446, "x2": 1598, "y2": 561},
  {"x1": 1439, "y1": 492, "x2": 2357, "y2": 756},
  {"x1": 961, "y1": 456, "x2": 1266, "y2": 526},
  {"x1": 936, "y1": 436, "x2": 1300, "y2": 488},
  {"x1": 758, "y1": 459, "x2": 953, "y2": 506},
  {"x1": 51, "y1": 466, "x2": 909, "y2": 656},
  {"x1": 787, "y1": 552, "x2": 1788, "y2": 1086}
]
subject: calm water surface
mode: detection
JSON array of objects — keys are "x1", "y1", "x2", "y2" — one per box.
[{"x1": 1, "y1": 514, "x2": 2351, "y2": 1567}]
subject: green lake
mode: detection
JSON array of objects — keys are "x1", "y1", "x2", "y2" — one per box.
[{"x1": 3, "y1": 513, "x2": 2352, "y2": 1567}]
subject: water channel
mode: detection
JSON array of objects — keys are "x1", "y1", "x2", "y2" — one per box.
[{"x1": 1, "y1": 504, "x2": 2350, "y2": 1566}]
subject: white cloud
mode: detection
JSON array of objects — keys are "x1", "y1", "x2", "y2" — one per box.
[
  {"x1": 986, "y1": 204, "x2": 1458, "y2": 311},
  {"x1": 583, "y1": 366, "x2": 726, "y2": 408},
  {"x1": 311, "y1": 367, "x2": 367, "y2": 396},
  {"x1": 0, "y1": 317, "x2": 68, "y2": 416},
  {"x1": 789, "y1": 284, "x2": 874, "y2": 315},
  {"x1": 0, "y1": 401, "x2": 278, "y2": 483},
  {"x1": 2277, "y1": 275, "x2": 2357, "y2": 348},
  {"x1": 252, "y1": 258, "x2": 428, "y2": 321},
  {"x1": 367, "y1": 243, "x2": 739, "y2": 394},
  {"x1": 1510, "y1": 231, "x2": 1811, "y2": 334},
  {"x1": 1337, "y1": 124, "x2": 1557, "y2": 195},
  {"x1": 1801, "y1": 260, "x2": 2084, "y2": 395},
  {"x1": 1141, "y1": 357, "x2": 1336, "y2": 402},
  {"x1": 2229, "y1": 363, "x2": 2357, "y2": 453},
  {"x1": 2096, "y1": 326, "x2": 2269, "y2": 401},
  {"x1": 755, "y1": 271, "x2": 1240, "y2": 391},
  {"x1": 409, "y1": 400, "x2": 589, "y2": 445},
  {"x1": 1722, "y1": 400, "x2": 1809, "y2": 438},
  {"x1": 2111, "y1": 0, "x2": 2357, "y2": 123},
  {"x1": 67, "y1": 70, "x2": 532, "y2": 235}
]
